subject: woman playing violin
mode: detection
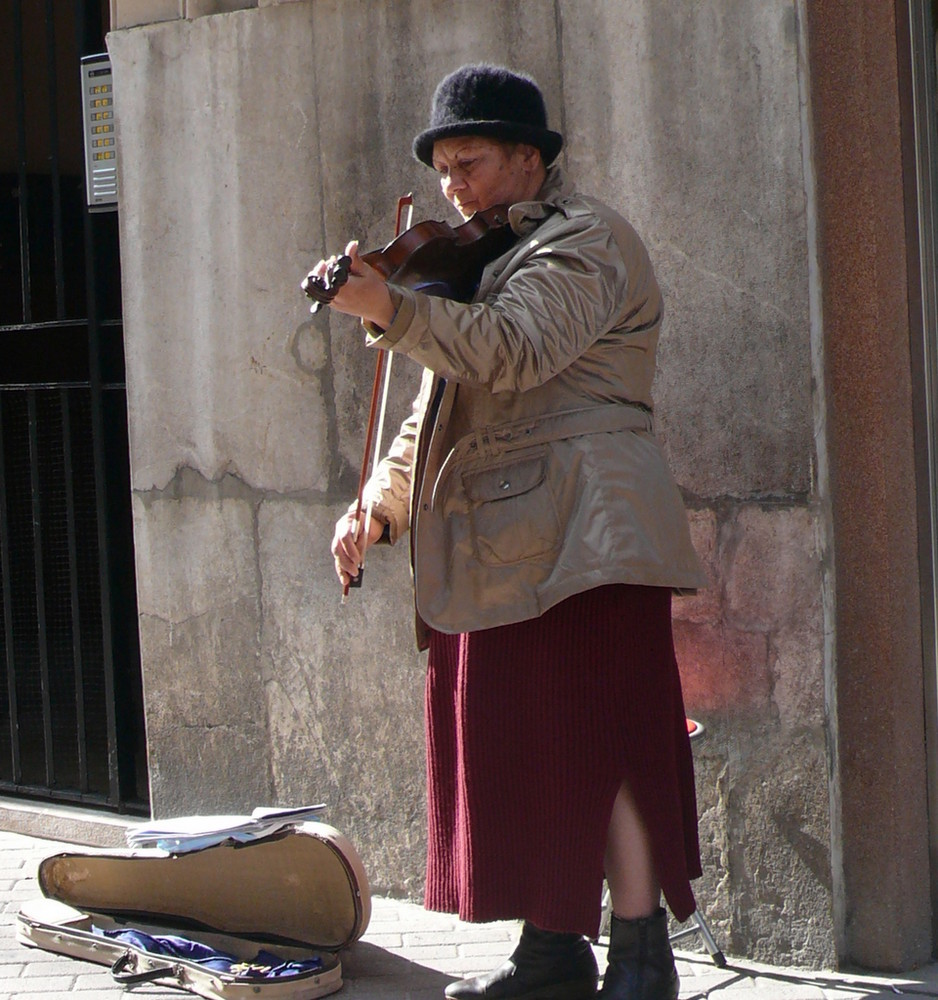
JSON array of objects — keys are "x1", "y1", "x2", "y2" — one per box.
[{"x1": 311, "y1": 64, "x2": 704, "y2": 1000}]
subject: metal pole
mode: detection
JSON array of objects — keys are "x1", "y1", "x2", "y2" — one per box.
[{"x1": 12, "y1": 0, "x2": 31, "y2": 324}]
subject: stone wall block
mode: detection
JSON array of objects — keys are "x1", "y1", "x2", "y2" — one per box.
[
  {"x1": 110, "y1": 7, "x2": 333, "y2": 494},
  {"x1": 729, "y1": 733, "x2": 834, "y2": 967},
  {"x1": 675, "y1": 503, "x2": 824, "y2": 728},
  {"x1": 110, "y1": 0, "x2": 183, "y2": 29},
  {"x1": 144, "y1": 710, "x2": 271, "y2": 817},
  {"x1": 673, "y1": 619, "x2": 770, "y2": 713},
  {"x1": 186, "y1": 0, "x2": 257, "y2": 17},
  {"x1": 257, "y1": 500, "x2": 428, "y2": 895},
  {"x1": 653, "y1": 251, "x2": 812, "y2": 497},
  {"x1": 691, "y1": 727, "x2": 835, "y2": 967},
  {"x1": 723, "y1": 505, "x2": 820, "y2": 633},
  {"x1": 558, "y1": 0, "x2": 811, "y2": 498},
  {"x1": 133, "y1": 494, "x2": 256, "y2": 625},
  {"x1": 132, "y1": 494, "x2": 270, "y2": 814},
  {"x1": 676, "y1": 504, "x2": 824, "y2": 727}
]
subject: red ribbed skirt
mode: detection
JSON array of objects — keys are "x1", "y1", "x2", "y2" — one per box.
[{"x1": 424, "y1": 584, "x2": 701, "y2": 937}]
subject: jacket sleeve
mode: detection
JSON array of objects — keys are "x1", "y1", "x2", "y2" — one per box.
[{"x1": 366, "y1": 212, "x2": 644, "y2": 394}]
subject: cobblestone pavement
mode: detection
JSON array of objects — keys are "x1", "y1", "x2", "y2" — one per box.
[{"x1": 3, "y1": 830, "x2": 938, "y2": 1000}]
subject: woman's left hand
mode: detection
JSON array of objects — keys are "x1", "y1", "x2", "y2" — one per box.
[{"x1": 305, "y1": 241, "x2": 396, "y2": 329}]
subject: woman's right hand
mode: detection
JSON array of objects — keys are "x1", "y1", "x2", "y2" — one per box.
[{"x1": 331, "y1": 510, "x2": 387, "y2": 587}]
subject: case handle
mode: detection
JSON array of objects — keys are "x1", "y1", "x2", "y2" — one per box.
[{"x1": 111, "y1": 949, "x2": 183, "y2": 985}]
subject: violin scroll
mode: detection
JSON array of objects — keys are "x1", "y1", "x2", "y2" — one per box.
[{"x1": 302, "y1": 255, "x2": 352, "y2": 314}]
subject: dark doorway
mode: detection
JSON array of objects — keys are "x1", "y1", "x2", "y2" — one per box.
[{"x1": 0, "y1": 0, "x2": 148, "y2": 814}]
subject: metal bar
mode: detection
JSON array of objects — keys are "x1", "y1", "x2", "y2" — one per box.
[
  {"x1": 1, "y1": 382, "x2": 124, "y2": 393},
  {"x1": 689, "y1": 911, "x2": 726, "y2": 966},
  {"x1": 83, "y1": 192, "x2": 121, "y2": 807},
  {"x1": 76, "y1": 0, "x2": 136, "y2": 809},
  {"x1": 12, "y1": 0, "x2": 32, "y2": 323},
  {"x1": 61, "y1": 388, "x2": 88, "y2": 791},
  {"x1": 0, "y1": 777, "x2": 146, "y2": 813},
  {"x1": 45, "y1": 0, "x2": 67, "y2": 319},
  {"x1": 27, "y1": 391, "x2": 55, "y2": 788},
  {"x1": 0, "y1": 402, "x2": 23, "y2": 784},
  {"x1": 0, "y1": 319, "x2": 123, "y2": 334}
]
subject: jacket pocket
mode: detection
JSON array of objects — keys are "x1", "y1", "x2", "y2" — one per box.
[{"x1": 462, "y1": 452, "x2": 561, "y2": 566}]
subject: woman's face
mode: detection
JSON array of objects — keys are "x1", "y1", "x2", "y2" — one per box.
[{"x1": 432, "y1": 136, "x2": 544, "y2": 220}]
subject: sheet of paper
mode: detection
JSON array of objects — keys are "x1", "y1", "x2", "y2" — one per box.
[{"x1": 126, "y1": 805, "x2": 326, "y2": 852}]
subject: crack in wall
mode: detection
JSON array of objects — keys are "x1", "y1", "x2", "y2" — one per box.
[{"x1": 133, "y1": 464, "x2": 336, "y2": 506}]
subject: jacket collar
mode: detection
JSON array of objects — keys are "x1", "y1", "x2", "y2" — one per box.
[{"x1": 508, "y1": 164, "x2": 574, "y2": 236}]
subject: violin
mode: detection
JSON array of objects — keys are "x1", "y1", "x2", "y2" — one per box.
[{"x1": 302, "y1": 204, "x2": 516, "y2": 310}]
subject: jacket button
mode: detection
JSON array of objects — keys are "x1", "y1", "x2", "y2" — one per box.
[{"x1": 499, "y1": 480, "x2": 510, "y2": 491}]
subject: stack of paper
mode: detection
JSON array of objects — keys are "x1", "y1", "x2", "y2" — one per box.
[{"x1": 126, "y1": 805, "x2": 327, "y2": 853}]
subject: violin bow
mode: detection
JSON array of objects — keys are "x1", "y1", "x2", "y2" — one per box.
[{"x1": 343, "y1": 193, "x2": 414, "y2": 602}]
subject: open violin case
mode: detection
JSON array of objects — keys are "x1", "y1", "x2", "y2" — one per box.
[{"x1": 16, "y1": 821, "x2": 371, "y2": 999}]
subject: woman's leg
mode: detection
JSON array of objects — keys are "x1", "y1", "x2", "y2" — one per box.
[
  {"x1": 601, "y1": 779, "x2": 679, "y2": 1000},
  {"x1": 605, "y1": 779, "x2": 660, "y2": 918}
]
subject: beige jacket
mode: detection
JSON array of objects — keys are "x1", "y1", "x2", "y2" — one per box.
[{"x1": 359, "y1": 166, "x2": 704, "y2": 646}]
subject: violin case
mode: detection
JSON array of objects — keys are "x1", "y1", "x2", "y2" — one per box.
[{"x1": 16, "y1": 821, "x2": 371, "y2": 999}]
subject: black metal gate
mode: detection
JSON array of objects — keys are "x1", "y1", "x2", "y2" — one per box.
[{"x1": 0, "y1": 0, "x2": 148, "y2": 814}]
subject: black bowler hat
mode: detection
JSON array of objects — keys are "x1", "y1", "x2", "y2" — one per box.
[{"x1": 413, "y1": 63, "x2": 564, "y2": 167}]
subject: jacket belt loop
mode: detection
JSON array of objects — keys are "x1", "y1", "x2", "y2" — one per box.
[{"x1": 481, "y1": 426, "x2": 499, "y2": 458}]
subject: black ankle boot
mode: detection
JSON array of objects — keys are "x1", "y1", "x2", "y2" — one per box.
[
  {"x1": 444, "y1": 921, "x2": 599, "y2": 1000},
  {"x1": 599, "y1": 909, "x2": 678, "y2": 1000}
]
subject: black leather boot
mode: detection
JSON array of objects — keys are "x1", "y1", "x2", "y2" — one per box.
[
  {"x1": 444, "y1": 921, "x2": 599, "y2": 1000},
  {"x1": 599, "y1": 908, "x2": 678, "y2": 1000}
]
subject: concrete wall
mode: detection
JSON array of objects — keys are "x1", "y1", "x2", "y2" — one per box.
[{"x1": 108, "y1": 0, "x2": 833, "y2": 965}]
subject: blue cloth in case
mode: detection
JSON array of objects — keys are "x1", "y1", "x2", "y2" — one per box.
[{"x1": 93, "y1": 926, "x2": 324, "y2": 978}]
